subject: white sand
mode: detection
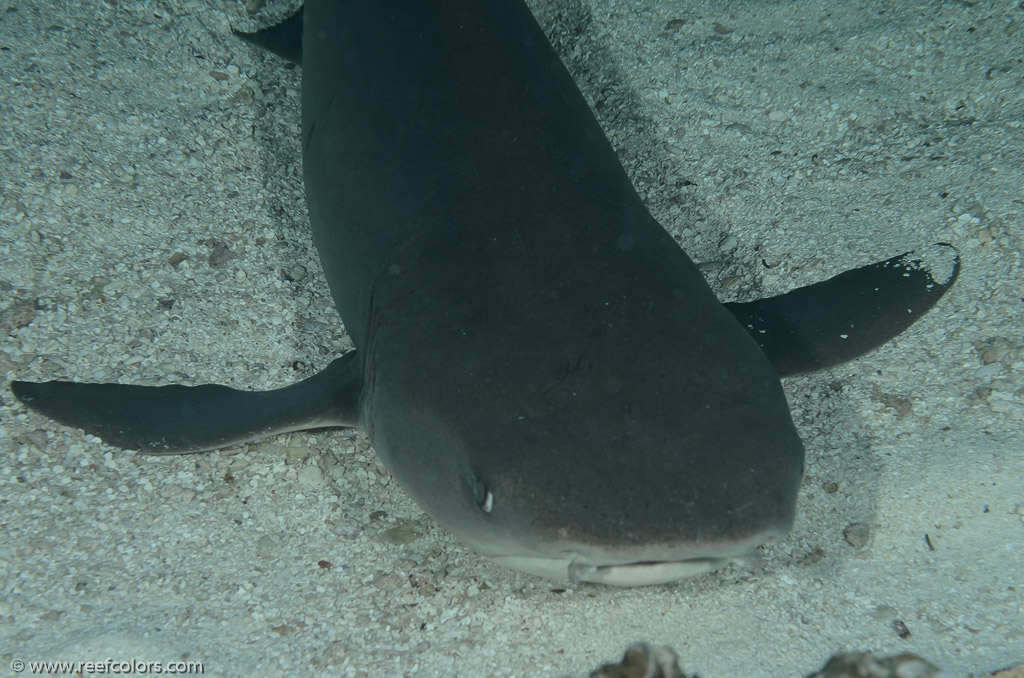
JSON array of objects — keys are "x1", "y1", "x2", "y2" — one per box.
[{"x1": 2, "y1": 1, "x2": 1021, "y2": 676}]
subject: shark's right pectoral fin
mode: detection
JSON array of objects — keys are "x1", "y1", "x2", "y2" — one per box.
[
  {"x1": 726, "y1": 243, "x2": 960, "y2": 377},
  {"x1": 10, "y1": 352, "x2": 362, "y2": 454}
]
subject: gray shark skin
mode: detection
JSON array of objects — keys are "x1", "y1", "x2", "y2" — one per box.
[{"x1": 10, "y1": 1, "x2": 959, "y2": 586}]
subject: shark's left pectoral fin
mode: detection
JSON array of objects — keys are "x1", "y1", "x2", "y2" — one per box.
[
  {"x1": 233, "y1": 6, "x2": 304, "y2": 64},
  {"x1": 726, "y1": 243, "x2": 960, "y2": 377},
  {"x1": 10, "y1": 352, "x2": 362, "y2": 453}
]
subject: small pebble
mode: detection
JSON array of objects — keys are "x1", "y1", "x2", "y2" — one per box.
[
  {"x1": 257, "y1": 535, "x2": 279, "y2": 555},
  {"x1": 382, "y1": 522, "x2": 420, "y2": 545},
  {"x1": 975, "y1": 363, "x2": 1001, "y2": 379},
  {"x1": 843, "y1": 522, "x2": 871, "y2": 549},
  {"x1": 296, "y1": 464, "x2": 323, "y2": 488},
  {"x1": 871, "y1": 605, "x2": 899, "y2": 622}
]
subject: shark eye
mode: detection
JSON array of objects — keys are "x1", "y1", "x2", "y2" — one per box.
[{"x1": 474, "y1": 477, "x2": 493, "y2": 513}]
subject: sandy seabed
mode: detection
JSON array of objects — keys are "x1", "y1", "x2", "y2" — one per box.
[{"x1": 1, "y1": 1, "x2": 1021, "y2": 676}]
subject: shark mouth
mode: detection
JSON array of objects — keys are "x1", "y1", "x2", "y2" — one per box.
[{"x1": 567, "y1": 555, "x2": 741, "y2": 587}]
